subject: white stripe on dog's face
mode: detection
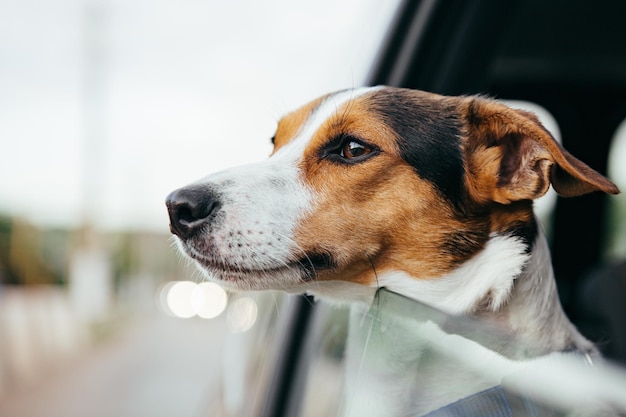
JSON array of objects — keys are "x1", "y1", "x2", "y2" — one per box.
[
  {"x1": 174, "y1": 87, "x2": 377, "y2": 291},
  {"x1": 272, "y1": 87, "x2": 379, "y2": 160}
]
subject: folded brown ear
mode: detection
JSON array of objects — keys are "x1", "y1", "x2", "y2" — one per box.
[{"x1": 463, "y1": 98, "x2": 620, "y2": 205}]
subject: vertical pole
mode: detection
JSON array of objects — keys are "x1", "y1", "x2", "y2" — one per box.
[{"x1": 69, "y1": 0, "x2": 112, "y2": 324}]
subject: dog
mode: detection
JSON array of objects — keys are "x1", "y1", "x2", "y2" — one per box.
[{"x1": 166, "y1": 86, "x2": 620, "y2": 414}]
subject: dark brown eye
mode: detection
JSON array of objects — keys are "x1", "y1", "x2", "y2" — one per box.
[
  {"x1": 322, "y1": 135, "x2": 378, "y2": 164},
  {"x1": 341, "y1": 140, "x2": 371, "y2": 159}
]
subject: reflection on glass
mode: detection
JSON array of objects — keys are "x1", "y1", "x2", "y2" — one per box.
[
  {"x1": 298, "y1": 289, "x2": 626, "y2": 417},
  {"x1": 218, "y1": 291, "x2": 290, "y2": 417},
  {"x1": 227, "y1": 297, "x2": 258, "y2": 333}
]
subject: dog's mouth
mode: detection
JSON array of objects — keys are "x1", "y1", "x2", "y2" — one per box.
[
  {"x1": 185, "y1": 246, "x2": 335, "y2": 285},
  {"x1": 297, "y1": 252, "x2": 336, "y2": 280}
]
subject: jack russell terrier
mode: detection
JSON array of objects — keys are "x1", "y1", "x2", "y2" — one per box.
[{"x1": 166, "y1": 87, "x2": 619, "y2": 410}]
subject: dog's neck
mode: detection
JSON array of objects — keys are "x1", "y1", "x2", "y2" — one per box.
[
  {"x1": 480, "y1": 233, "x2": 597, "y2": 358},
  {"x1": 307, "y1": 231, "x2": 595, "y2": 359},
  {"x1": 377, "y1": 232, "x2": 596, "y2": 358}
]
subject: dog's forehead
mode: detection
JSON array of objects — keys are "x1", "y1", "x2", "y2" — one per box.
[
  {"x1": 273, "y1": 95, "x2": 327, "y2": 150},
  {"x1": 367, "y1": 88, "x2": 466, "y2": 206},
  {"x1": 273, "y1": 87, "x2": 466, "y2": 206},
  {"x1": 273, "y1": 87, "x2": 380, "y2": 152}
]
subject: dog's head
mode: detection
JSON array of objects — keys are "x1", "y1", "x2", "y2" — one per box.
[{"x1": 166, "y1": 87, "x2": 618, "y2": 300}]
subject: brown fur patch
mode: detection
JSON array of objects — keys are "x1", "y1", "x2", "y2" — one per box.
[
  {"x1": 272, "y1": 95, "x2": 327, "y2": 153},
  {"x1": 284, "y1": 93, "x2": 487, "y2": 285}
]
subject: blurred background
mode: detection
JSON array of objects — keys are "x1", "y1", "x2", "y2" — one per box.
[
  {"x1": 0, "y1": 1, "x2": 399, "y2": 416},
  {"x1": 2, "y1": 1, "x2": 626, "y2": 416}
]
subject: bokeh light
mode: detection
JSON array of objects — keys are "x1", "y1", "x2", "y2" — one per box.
[
  {"x1": 193, "y1": 282, "x2": 228, "y2": 319},
  {"x1": 166, "y1": 281, "x2": 197, "y2": 318},
  {"x1": 160, "y1": 281, "x2": 228, "y2": 319}
]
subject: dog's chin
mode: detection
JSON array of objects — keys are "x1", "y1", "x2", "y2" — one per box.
[
  {"x1": 192, "y1": 259, "x2": 300, "y2": 291},
  {"x1": 184, "y1": 247, "x2": 336, "y2": 292}
]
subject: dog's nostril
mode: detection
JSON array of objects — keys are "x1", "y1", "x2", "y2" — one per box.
[
  {"x1": 175, "y1": 199, "x2": 217, "y2": 225},
  {"x1": 176, "y1": 205, "x2": 197, "y2": 225},
  {"x1": 165, "y1": 187, "x2": 220, "y2": 239}
]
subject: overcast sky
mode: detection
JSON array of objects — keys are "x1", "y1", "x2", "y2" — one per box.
[
  {"x1": 0, "y1": 0, "x2": 399, "y2": 231},
  {"x1": 1, "y1": 0, "x2": 625, "y2": 233}
]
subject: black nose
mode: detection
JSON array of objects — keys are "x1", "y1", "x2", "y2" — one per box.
[{"x1": 165, "y1": 187, "x2": 220, "y2": 239}]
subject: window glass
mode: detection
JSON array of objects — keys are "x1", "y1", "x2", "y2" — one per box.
[
  {"x1": 214, "y1": 290, "x2": 291, "y2": 417},
  {"x1": 298, "y1": 290, "x2": 626, "y2": 417},
  {"x1": 299, "y1": 304, "x2": 351, "y2": 417}
]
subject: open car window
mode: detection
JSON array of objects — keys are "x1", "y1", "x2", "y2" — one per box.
[{"x1": 290, "y1": 289, "x2": 626, "y2": 417}]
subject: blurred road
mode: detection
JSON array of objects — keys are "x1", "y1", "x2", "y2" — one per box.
[{"x1": 0, "y1": 315, "x2": 226, "y2": 417}]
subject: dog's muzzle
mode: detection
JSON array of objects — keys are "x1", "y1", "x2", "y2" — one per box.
[{"x1": 166, "y1": 186, "x2": 220, "y2": 240}]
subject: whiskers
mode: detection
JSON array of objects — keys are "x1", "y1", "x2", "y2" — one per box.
[
  {"x1": 169, "y1": 219, "x2": 332, "y2": 298},
  {"x1": 366, "y1": 254, "x2": 382, "y2": 315},
  {"x1": 271, "y1": 231, "x2": 314, "y2": 275}
]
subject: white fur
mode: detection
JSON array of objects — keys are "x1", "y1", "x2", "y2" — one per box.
[{"x1": 378, "y1": 234, "x2": 530, "y2": 315}]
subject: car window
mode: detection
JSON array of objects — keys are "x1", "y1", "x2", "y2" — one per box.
[
  {"x1": 298, "y1": 303, "x2": 351, "y2": 417},
  {"x1": 295, "y1": 290, "x2": 626, "y2": 417},
  {"x1": 210, "y1": 290, "x2": 290, "y2": 417}
]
